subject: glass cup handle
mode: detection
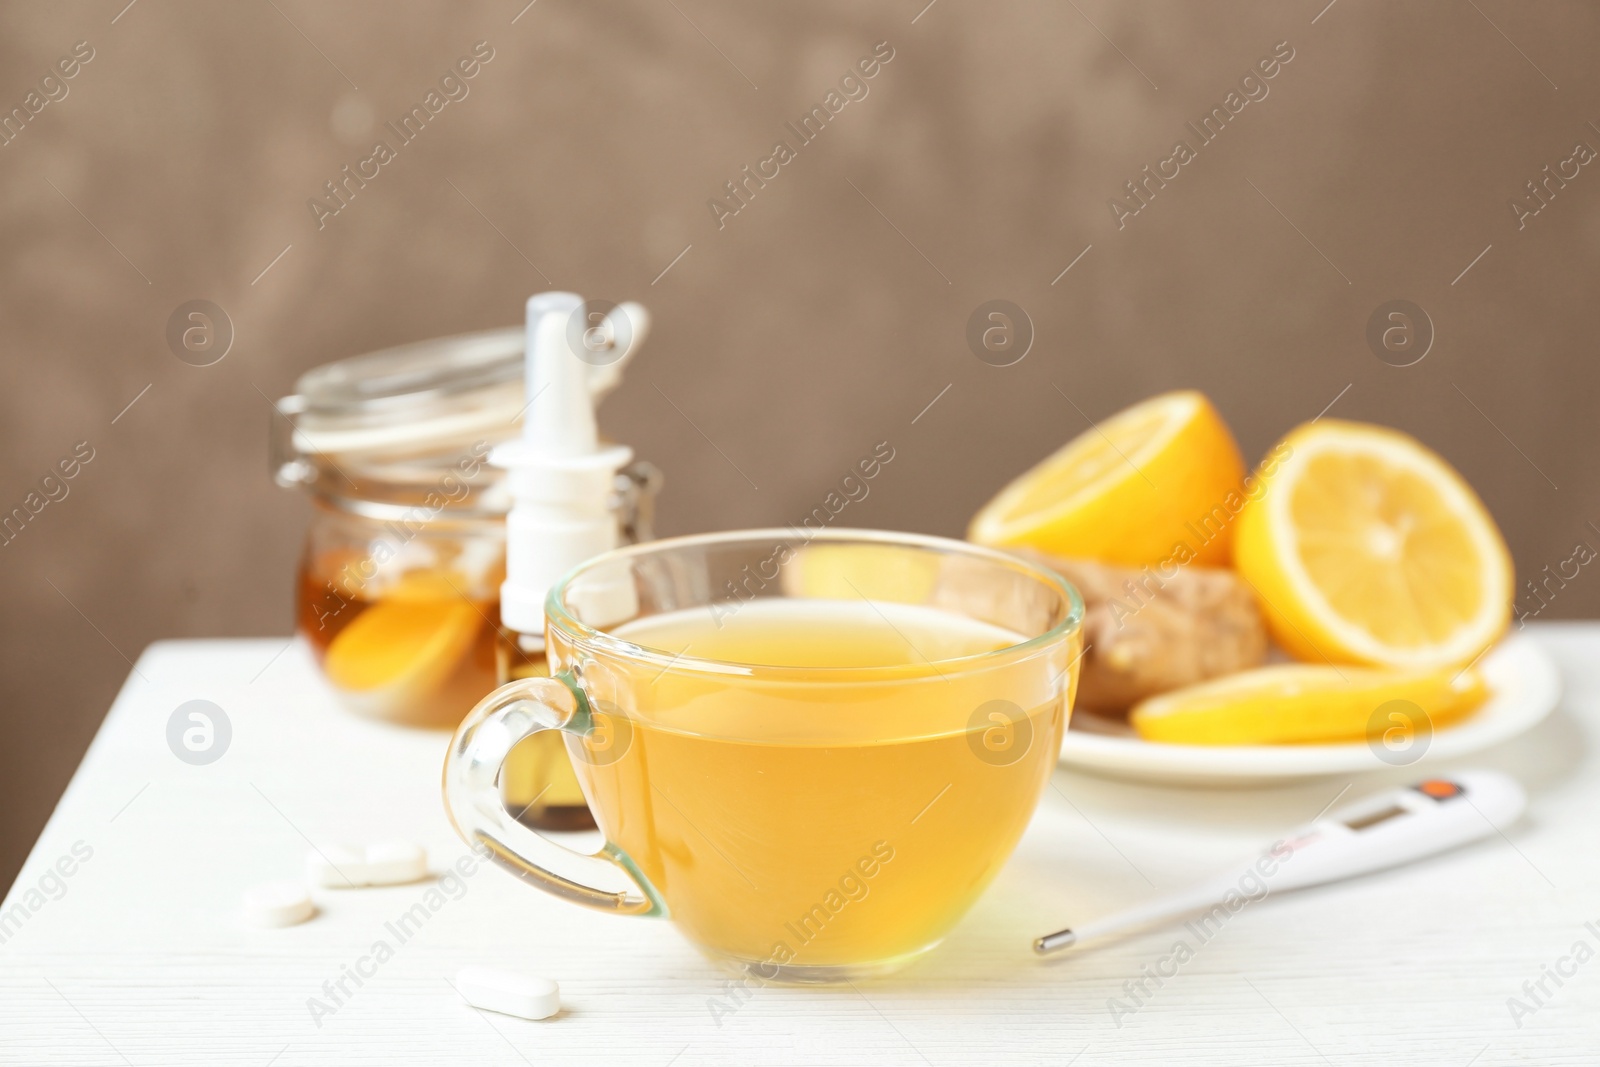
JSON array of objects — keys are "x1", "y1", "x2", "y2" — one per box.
[{"x1": 442, "y1": 674, "x2": 666, "y2": 917}]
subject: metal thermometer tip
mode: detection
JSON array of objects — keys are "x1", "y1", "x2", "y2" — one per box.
[{"x1": 1033, "y1": 928, "x2": 1076, "y2": 955}]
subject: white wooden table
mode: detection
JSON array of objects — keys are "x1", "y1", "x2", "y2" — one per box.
[{"x1": 4, "y1": 625, "x2": 1597, "y2": 1065}]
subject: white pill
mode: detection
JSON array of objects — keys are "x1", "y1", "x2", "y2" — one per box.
[
  {"x1": 242, "y1": 881, "x2": 315, "y2": 928},
  {"x1": 307, "y1": 841, "x2": 428, "y2": 888},
  {"x1": 360, "y1": 841, "x2": 429, "y2": 885},
  {"x1": 454, "y1": 966, "x2": 561, "y2": 1020},
  {"x1": 305, "y1": 845, "x2": 364, "y2": 887}
]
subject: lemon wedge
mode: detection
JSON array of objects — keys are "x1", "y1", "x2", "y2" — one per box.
[
  {"x1": 968, "y1": 391, "x2": 1246, "y2": 567},
  {"x1": 324, "y1": 599, "x2": 483, "y2": 713},
  {"x1": 1235, "y1": 420, "x2": 1513, "y2": 669},
  {"x1": 1130, "y1": 663, "x2": 1489, "y2": 745}
]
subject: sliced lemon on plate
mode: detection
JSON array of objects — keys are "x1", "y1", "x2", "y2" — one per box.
[
  {"x1": 968, "y1": 390, "x2": 1246, "y2": 567},
  {"x1": 1130, "y1": 663, "x2": 1488, "y2": 745},
  {"x1": 324, "y1": 598, "x2": 483, "y2": 713},
  {"x1": 1235, "y1": 420, "x2": 1513, "y2": 669}
]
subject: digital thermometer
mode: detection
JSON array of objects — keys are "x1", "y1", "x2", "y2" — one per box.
[{"x1": 1034, "y1": 770, "x2": 1527, "y2": 954}]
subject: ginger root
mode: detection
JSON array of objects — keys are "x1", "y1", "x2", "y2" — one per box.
[{"x1": 1013, "y1": 549, "x2": 1269, "y2": 715}]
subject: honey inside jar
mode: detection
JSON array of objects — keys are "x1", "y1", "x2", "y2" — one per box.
[{"x1": 296, "y1": 547, "x2": 504, "y2": 728}]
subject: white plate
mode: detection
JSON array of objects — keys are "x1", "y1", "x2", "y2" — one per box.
[{"x1": 1058, "y1": 632, "x2": 1561, "y2": 786}]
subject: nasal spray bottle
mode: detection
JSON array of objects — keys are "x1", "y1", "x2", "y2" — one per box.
[{"x1": 495, "y1": 291, "x2": 653, "y2": 831}]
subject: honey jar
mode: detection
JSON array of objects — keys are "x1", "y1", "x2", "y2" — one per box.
[{"x1": 272, "y1": 326, "x2": 657, "y2": 731}]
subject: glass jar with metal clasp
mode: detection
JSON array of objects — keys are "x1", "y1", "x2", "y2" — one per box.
[{"x1": 272, "y1": 326, "x2": 659, "y2": 732}]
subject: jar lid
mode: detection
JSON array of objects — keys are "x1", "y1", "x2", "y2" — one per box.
[{"x1": 273, "y1": 325, "x2": 631, "y2": 491}]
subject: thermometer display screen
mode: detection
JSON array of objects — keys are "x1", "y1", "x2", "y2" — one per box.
[{"x1": 1343, "y1": 804, "x2": 1410, "y2": 832}]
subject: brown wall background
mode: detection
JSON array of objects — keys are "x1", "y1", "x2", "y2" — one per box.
[{"x1": 4, "y1": 0, "x2": 1598, "y2": 887}]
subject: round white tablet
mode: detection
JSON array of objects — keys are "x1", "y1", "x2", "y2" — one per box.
[
  {"x1": 306, "y1": 841, "x2": 428, "y2": 888},
  {"x1": 242, "y1": 881, "x2": 314, "y2": 928},
  {"x1": 305, "y1": 844, "x2": 364, "y2": 888},
  {"x1": 361, "y1": 840, "x2": 428, "y2": 886}
]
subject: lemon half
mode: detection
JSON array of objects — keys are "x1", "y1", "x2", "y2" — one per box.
[
  {"x1": 968, "y1": 390, "x2": 1246, "y2": 567},
  {"x1": 1235, "y1": 420, "x2": 1513, "y2": 669}
]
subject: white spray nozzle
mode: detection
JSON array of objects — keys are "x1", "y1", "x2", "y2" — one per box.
[
  {"x1": 493, "y1": 293, "x2": 647, "y2": 635},
  {"x1": 523, "y1": 292, "x2": 594, "y2": 456}
]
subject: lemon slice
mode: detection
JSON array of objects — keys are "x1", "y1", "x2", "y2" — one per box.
[
  {"x1": 968, "y1": 391, "x2": 1246, "y2": 567},
  {"x1": 324, "y1": 599, "x2": 484, "y2": 710},
  {"x1": 1130, "y1": 663, "x2": 1488, "y2": 745},
  {"x1": 1235, "y1": 420, "x2": 1513, "y2": 669}
]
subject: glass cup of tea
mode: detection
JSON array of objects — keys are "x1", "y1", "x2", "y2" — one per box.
[{"x1": 442, "y1": 529, "x2": 1084, "y2": 982}]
